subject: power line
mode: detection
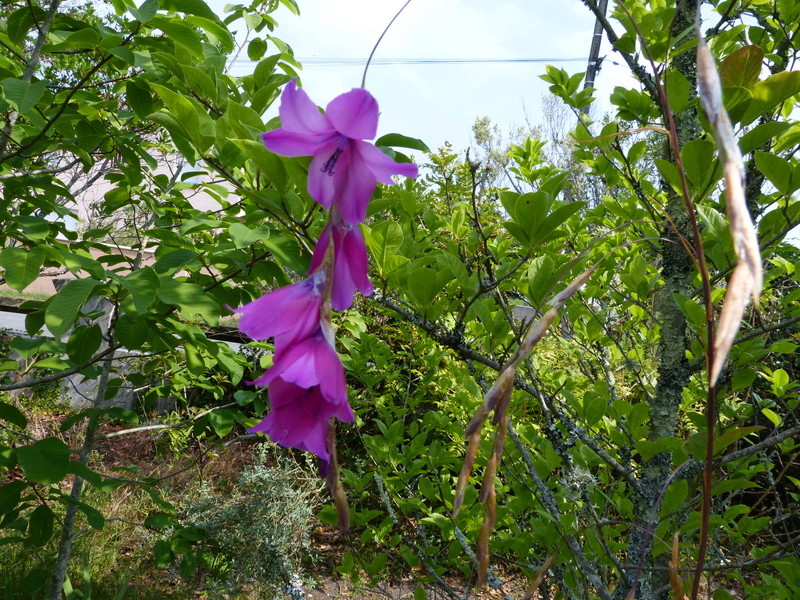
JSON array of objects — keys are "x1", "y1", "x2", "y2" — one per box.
[{"x1": 228, "y1": 57, "x2": 587, "y2": 66}]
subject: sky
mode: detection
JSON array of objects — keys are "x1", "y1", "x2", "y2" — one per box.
[{"x1": 210, "y1": 0, "x2": 634, "y2": 152}]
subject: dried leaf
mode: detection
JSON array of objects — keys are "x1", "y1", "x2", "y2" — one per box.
[
  {"x1": 523, "y1": 554, "x2": 557, "y2": 600},
  {"x1": 711, "y1": 265, "x2": 752, "y2": 384},
  {"x1": 697, "y1": 34, "x2": 762, "y2": 385},
  {"x1": 669, "y1": 533, "x2": 685, "y2": 599}
]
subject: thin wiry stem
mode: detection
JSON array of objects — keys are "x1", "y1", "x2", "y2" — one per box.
[{"x1": 361, "y1": 0, "x2": 413, "y2": 88}]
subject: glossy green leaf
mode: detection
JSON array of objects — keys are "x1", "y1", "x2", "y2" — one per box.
[
  {"x1": 0, "y1": 402, "x2": 27, "y2": 429},
  {"x1": 720, "y1": 45, "x2": 764, "y2": 89},
  {"x1": 45, "y1": 278, "x2": 100, "y2": 339},
  {"x1": 66, "y1": 324, "x2": 103, "y2": 364},
  {"x1": 0, "y1": 246, "x2": 45, "y2": 291},
  {"x1": 17, "y1": 438, "x2": 70, "y2": 484}
]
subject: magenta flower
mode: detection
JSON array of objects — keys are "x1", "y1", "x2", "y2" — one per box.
[
  {"x1": 262, "y1": 79, "x2": 419, "y2": 224},
  {"x1": 248, "y1": 377, "x2": 354, "y2": 466},
  {"x1": 310, "y1": 219, "x2": 373, "y2": 311},
  {"x1": 232, "y1": 273, "x2": 324, "y2": 349},
  {"x1": 251, "y1": 326, "x2": 347, "y2": 406}
]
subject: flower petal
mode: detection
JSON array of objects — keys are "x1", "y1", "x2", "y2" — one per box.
[
  {"x1": 315, "y1": 340, "x2": 348, "y2": 405},
  {"x1": 309, "y1": 222, "x2": 332, "y2": 274},
  {"x1": 357, "y1": 140, "x2": 419, "y2": 184},
  {"x1": 234, "y1": 279, "x2": 321, "y2": 342},
  {"x1": 279, "y1": 79, "x2": 330, "y2": 135},
  {"x1": 326, "y1": 88, "x2": 379, "y2": 140},
  {"x1": 261, "y1": 129, "x2": 333, "y2": 157},
  {"x1": 342, "y1": 226, "x2": 373, "y2": 297},
  {"x1": 307, "y1": 141, "x2": 344, "y2": 210}
]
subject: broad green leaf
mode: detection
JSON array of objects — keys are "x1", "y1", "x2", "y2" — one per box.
[
  {"x1": 208, "y1": 408, "x2": 236, "y2": 437},
  {"x1": 0, "y1": 481, "x2": 25, "y2": 515},
  {"x1": 681, "y1": 140, "x2": 720, "y2": 193},
  {"x1": 248, "y1": 38, "x2": 267, "y2": 61},
  {"x1": 152, "y1": 249, "x2": 198, "y2": 274},
  {"x1": 151, "y1": 17, "x2": 204, "y2": 58},
  {"x1": 365, "y1": 221, "x2": 403, "y2": 276},
  {"x1": 126, "y1": 79, "x2": 155, "y2": 118},
  {"x1": 635, "y1": 438, "x2": 686, "y2": 461},
  {"x1": 755, "y1": 152, "x2": 799, "y2": 195},
  {"x1": 720, "y1": 45, "x2": 764, "y2": 89},
  {"x1": 185, "y1": 16, "x2": 234, "y2": 53},
  {"x1": 739, "y1": 71, "x2": 800, "y2": 126},
  {"x1": 17, "y1": 438, "x2": 70, "y2": 484},
  {"x1": 665, "y1": 69, "x2": 690, "y2": 112},
  {"x1": 118, "y1": 267, "x2": 160, "y2": 314},
  {"x1": 66, "y1": 324, "x2": 103, "y2": 364},
  {"x1": 7, "y1": 6, "x2": 45, "y2": 45},
  {"x1": 654, "y1": 158, "x2": 684, "y2": 194},
  {"x1": 114, "y1": 315, "x2": 150, "y2": 350},
  {"x1": 406, "y1": 268, "x2": 443, "y2": 309},
  {"x1": 158, "y1": 278, "x2": 220, "y2": 325},
  {"x1": 229, "y1": 223, "x2": 270, "y2": 249},
  {"x1": 0, "y1": 246, "x2": 45, "y2": 291},
  {"x1": 375, "y1": 133, "x2": 431, "y2": 153},
  {"x1": 46, "y1": 28, "x2": 100, "y2": 50},
  {"x1": 129, "y1": 0, "x2": 159, "y2": 23},
  {"x1": 45, "y1": 278, "x2": 99, "y2": 339},
  {"x1": 0, "y1": 402, "x2": 27, "y2": 429},
  {"x1": 159, "y1": 0, "x2": 220, "y2": 22},
  {"x1": 527, "y1": 255, "x2": 557, "y2": 308},
  {"x1": 27, "y1": 505, "x2": 54, "y2": 546},
  {"x1": 0, "y1": 78, "x2": 46, "y2": 114}
]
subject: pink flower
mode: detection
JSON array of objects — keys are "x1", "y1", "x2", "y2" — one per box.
[
  {"x1": 248, "y1": 377, "x2": 354, "y2": 467},
  {"x1": 262, "y1": 79, "x2": 419, "y2": 224},
  {"x1": 232, "y1": 273, "x2": 324, "y2": 349},
  {"x1": 310, "y1": 218, "x2": 373, "y2": 311},
  {"x1": 251, "y1": 326, "x2": 347, "y2": 406}
]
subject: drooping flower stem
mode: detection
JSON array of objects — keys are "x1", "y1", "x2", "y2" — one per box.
[
  {"x1": 361, "y1": 0, "x2": 414, "y2": 89},
  {"x1": 325, "y1": 419, "x2": 350, "y2": 533}
]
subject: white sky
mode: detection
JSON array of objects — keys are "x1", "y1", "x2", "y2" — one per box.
[{"x1": 211, "y1": 0, "x2": 633, "y2": 151}]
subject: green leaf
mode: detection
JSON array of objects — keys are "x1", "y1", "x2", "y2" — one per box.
[
  {"x1": 406, "y1": 268, "x2": 442, "y2": 309},
  {"x1": 158, "y1": 278, "x2": 220, "y2": 325},
  {"x1": 665, "y1": 69, "x2": 690, "y2": 112},
  {"x1": 129, "y1": 0, "x2": 159, "y2": 23},
  {"x1": 17, "y1": 438, "x2": 71, "y2": 484},
  {"x1": 247, "y1": 38, "x2": 267, "y2": 61},
  {"x1": 125, "y1": 79, "x2": 155, "y2": 118},
  {"x1": 0, "y1": 402, "x2": 27, "y2": 429},
  {"x1": 0, "y1": 246, "x2": 45, "y2": 291},
  {"x1": 527, "y1": 255, "x2": 557, "y2": 308},
  {"x1": 755, "y1": 152, "x2": 799, "y2": 195},
  {"x1": 7, "y1": 6, "x2": 45, "y2": 45},
  {"x1": 45, "y1": 278, "x2": 100, "y2": 339},
  {"x1": 365, "y1": 221, "x2": 403, "y2": 276},
  {"x1": 375, "y1": 133, "x2": 430, "y2": 153},
  {"x1": 635, "y1": 438, "x2": 685, "y2": 461},
  {"x1": 739, "y1": 71, "x2": 800, "y2": 126},
  {"x1": 0, "y1": 481, "x2": 25, "y2": 515},
  {"x1": 208, "y1": 408, "x2": 236, "y2": 437},
  {"x1": 77, "y1": 501, "x2": 105, "y2": 529},
  {"x1": 114, "y1": 315, "x2": 150, "y2": 350},
  {"x1": 150, "y1": 16, "x2": 203, "y2": 58},
  {"x1": 66, "y1": 324, "x2": 103, "y2": 364},
  {"x1": 720, "y1": 45, "x2": 764, "y2": 89},
  {"x1": 27, "y1": 505, "x2": 54, "y2": 546},
  {"x1": 118, "y1": 267, "x2": 160, "y2": 314},
  {"x1": 152, "y1": 249, "x2": 198, "y2": 274},
  {"x1": 229, "y1": 223, "x2": 270, "y2": 249},
  {"x1": 184, "y1": 16, "x2": 234, "y2": 53},
  {"x1": 159, "y1": 0, "x2": 220, "y2": 22},
  {"x1": 145, "y1": 512, "x2": 174, "y2": 529}
]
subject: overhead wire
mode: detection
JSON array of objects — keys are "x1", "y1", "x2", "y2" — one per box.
[{"x1": 227, "y1": 57, "x2": 590, "y2": 66}]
